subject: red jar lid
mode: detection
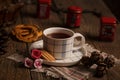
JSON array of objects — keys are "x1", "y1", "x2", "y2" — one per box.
[
  {"x1": 68, "y1": 6, "x2": 82, "y2": 13},
  {"x1": 39, "y1": 0, "x2": 51, "y2": 4},
  {"x1": 101, "y1": 17, "x2": 116, "y2": 24}
]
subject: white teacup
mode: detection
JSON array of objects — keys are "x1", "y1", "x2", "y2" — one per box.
[{"x1": 43, "y1": 27, "x2": 85, "y2": 59}]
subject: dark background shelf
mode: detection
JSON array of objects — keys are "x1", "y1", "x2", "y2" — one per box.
[{"x1": 103, "y1": 0, "x2": 120, "y2": 21}]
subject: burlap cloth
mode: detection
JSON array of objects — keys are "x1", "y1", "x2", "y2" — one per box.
[{"x1": 7, "y1": 43, "x2": 120, "y2": 80}]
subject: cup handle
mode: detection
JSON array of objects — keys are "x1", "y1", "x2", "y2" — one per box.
[{"x1": 73, "y1": 33, "x2": 85, "y2": 50}]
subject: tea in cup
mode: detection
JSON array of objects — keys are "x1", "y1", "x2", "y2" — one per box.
[{"x1": 43, "y1": 27, "x2": 85, "y2": 59}]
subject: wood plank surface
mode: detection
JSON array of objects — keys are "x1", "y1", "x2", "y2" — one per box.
[{"x1": 0, "y1": 0, "x2": 120, "y2": 80}]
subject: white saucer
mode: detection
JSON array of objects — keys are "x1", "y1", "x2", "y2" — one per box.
[{"x1": 29, "y1": 40, "x2": 86, "y2": 66}]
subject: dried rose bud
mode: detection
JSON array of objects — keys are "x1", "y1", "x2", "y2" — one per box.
[
  {"x1": 34, "y1": 59, "x2": 43, "y2": 69},
  {"x1": 97, "y1": 63, "x2": 107, "y2": 71},
  {"x1": 24, "y1": 57, "x2": 33, "y2": 68},
  {"x1": 90, "y1": 51, "x2": 104, "y2": 64},
  {"x1": 95, "y1": 63, "x2": 107, "y2": 77},
  {"x1": 91, "y1": 51, "x2": 99, "y2": 56},
  {"x1": 31, "y1": 49, "x2": 42, "y2": 59},
  {"x1": 80, "y1": 56, "x2": 90, "y2": 67},
  {"x1": 104, "y1": 55, "x2": 115, "y2": 68}
]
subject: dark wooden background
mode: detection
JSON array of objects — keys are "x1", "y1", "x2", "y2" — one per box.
[
  {"x1": 103, "y1": 0, "x2": 120, "y2": 21},
  {"x1": 0, "y1": 0, "x2": 120, "y2": 80}
]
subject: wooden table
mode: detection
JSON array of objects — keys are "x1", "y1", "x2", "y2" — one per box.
[{"x1": 0, "y1": 0, "x2": 120, "y2": 80}]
